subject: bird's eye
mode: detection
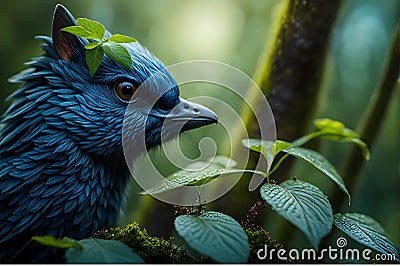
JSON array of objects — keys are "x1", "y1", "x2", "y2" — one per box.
[{"x1": 115, "y1": 81, "x2": 137, "y2": 102}]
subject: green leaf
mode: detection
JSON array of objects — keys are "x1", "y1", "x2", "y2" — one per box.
[
  {"x1": 175, "y1": 211, "x2": 249, "y2": 263},
  {"x1": 282, "y1": 146, "x2": 350, "y2": 201},
  {"x1": 141, "y1": 156, "x2": 264, "y2": 194},
  {"x1": 241, "y1": 138, "x2": 275, "y2": 156},
  {"x1": 292, "y1": 118, "x2": 370, "y2": 160},
  {"x1": 260, "y1": 180, "x2": 333, "y2": 248},
  {"x1": 334, "y1": 213, "x2": 400, "y2": 262},
  {"x1": 77, "y1": 18, "x2": 105, "y2": 40},
  {"x1": 314, "y1": 118, "x2": 347, "y2": 133},
  {"x1": 65, "y1": 238, "x2": 144, "y2": 263},
  {"x1": 103, "y1": 41, "x2": 132, "y2": 69},
  {"x1": 32, "y1": 236, "x2": 82, "y2": 250},
  {"x1": 85, "y1": 42, "x2": 101, "y2": 50},
  {"x1": 275, "y1": 140, "x2": 292, "y2": 154},
  {"x1": 143, "y1": 167, "x2": 264, "y2": 195},
  {"x1": 211, "y1": 155, "x2": 237, "y2": 168},
  {"x1": 242, "y1": 139, "x2": 275, "y2": 173},
  {"x1": 108, "y1": 34, "x2": 137, "y2": 43},
  {"x1": 62, "y1": 26, "x2": 98, "y2": 39},
  {"x1": 242, "y1": 139, "x2": 292, "y2": 176},
  {"x1": 314, "y1": 118, "x2": 370, "y2": 160},
  {"x1": 85, "y1": 46, "x2": 104, "y2": 76}
]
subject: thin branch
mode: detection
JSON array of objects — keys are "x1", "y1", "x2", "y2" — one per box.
[{"x1": 331, "y1": 24, "x2": 400, "y2": 210}]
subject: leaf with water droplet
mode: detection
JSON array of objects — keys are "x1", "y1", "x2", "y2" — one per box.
[
  {"x1": 175, "y1": 211, "x2": 249, "y2": 263},
  {"x1": 282, "y1": 146, "x2": 350, "y2": 202},
  {"x1": 141, "y1": 156, "x2": 264, "y2": 194},
  {"x1": 261, "y1": 179, "x2": 333, "y2": 248},
  {"x1": 334, "y1": 213, "x2": 399, "y2": 261}
]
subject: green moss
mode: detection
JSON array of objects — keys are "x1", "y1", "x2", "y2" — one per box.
[
  {"x1": 96, "y1": 222, "x2": 201, "y2": 263},
  {"x1": 96, "y1": 221, "x2": 288, "y2": 263},
  {"x1": 245, "y1": 226, "x2": 289, "y2": 263}
]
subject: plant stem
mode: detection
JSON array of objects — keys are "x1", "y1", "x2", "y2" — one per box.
[{"x1": 330, "y1": 24, "x2": 400, "y2": 210}]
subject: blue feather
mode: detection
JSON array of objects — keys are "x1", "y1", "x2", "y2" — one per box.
[{"x1": 0, "y1": 5, "x2": 183, "y2": 263}]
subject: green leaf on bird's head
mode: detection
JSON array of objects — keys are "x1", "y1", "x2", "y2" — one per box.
[
  {"x1": 76, "y1": 18, "x2": 105, "y2": 40},
  {"x1": 62, "y1": 26, "x2": 98, "y2": 40},
  {"x1": 85, "y1": 42, "x2": 101, "y2": 50},
  {"x1": 62, "y1": 17, "x2": 138, "y2": 76},
  {"x1": 103, "y1": 42, "x2": 132, "y2": 69},
  {"x1": 85, "y1": 46, "x2": 104, "y2": 76},
  {"x1": 108, "y1": 34, "x2": 137, "y2": 43}
]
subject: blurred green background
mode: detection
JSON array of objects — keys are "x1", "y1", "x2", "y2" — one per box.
[{"x1": 0, "y1": 0, "x2": 398, "y2": 248}]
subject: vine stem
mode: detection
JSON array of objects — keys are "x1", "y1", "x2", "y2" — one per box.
[{"x1": 330, "y1": 24, "x2": 399, "y2": 210}]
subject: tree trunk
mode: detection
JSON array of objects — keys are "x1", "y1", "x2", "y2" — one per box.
[{"x1": 217, "y1": 0, "x2": 343, "y2": 221}]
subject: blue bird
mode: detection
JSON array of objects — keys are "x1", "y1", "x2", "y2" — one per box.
[{"x1": 0, "y1": 5, "x2": 217, "y2": 263}]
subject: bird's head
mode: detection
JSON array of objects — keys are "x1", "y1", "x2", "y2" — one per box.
[{"x1": 27, "y1": 5, "x2": 218, "y2": 161}]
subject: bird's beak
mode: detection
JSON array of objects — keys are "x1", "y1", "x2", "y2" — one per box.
[{"x1": 171, "y1": 98, "x2": 218, "y2": 132}]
